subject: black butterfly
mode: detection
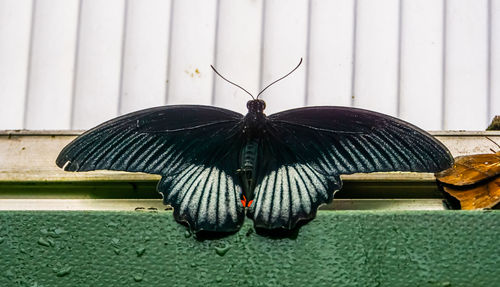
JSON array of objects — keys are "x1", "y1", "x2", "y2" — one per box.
[{"x1": 56, "y1": 60, "x2": 453, "y2": 233}]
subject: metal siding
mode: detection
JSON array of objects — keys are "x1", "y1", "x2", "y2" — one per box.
[
  {"x1": 352, "y1": 0, "x2": 400, "y2": 116},
  {"x1": 24, "y1": 0, "x2": 80, "y2": 129},
  {"x1": 71, "y1": 0, "x2": 125, "y2": 129},
  {"x1": 259, "y1": 0, "x2": 309, "y2": 115},
  {"x1": 491, "y1": 0, "x2": 500, "y2": 123},
  {"x1": 212, "y1": 0, "x2": 263, "y2": 115},
  {"x1": 307, "y1": 0, "x2": 355, "y2": 107},
  {"x1": 444, "y1": 0, "x2": 489, "y2": 130},
  {"x1": 119, "y1": 0, "x2": 172, "y2": 115},
  {"x1": 0, "y1": 0, "x2": 32, "y2": 129},
  {"x1": 399, "y1": 0, "x2": 444, "y2": 130},
  {"x1": 0, "y1": 0, "x2": 497, "y2": 130},
  {"x1": 166, "y1": 0, "x2": 218, "y2": 105}
]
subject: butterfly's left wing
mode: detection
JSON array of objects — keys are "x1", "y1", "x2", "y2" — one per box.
[
  {"x1": 248, "y1": 106, "x2": 453, "y2": 229},
  {"x1": 56, "y1": 105, "x2": 246, "y2": 233},
  {"x1": 157, "y1": 138, "x2": 245, "y2": 232}
]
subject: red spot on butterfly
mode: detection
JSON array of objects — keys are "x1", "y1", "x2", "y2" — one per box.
[{"x1": 240, "y1": 195, "x2": 253, "y2": 207}]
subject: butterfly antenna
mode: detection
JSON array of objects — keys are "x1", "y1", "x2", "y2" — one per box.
[
  {"x1": 256, "y1": 58, "x2": 303, "y2": 99},
  {"x1": 210, "y1": 65, "x2": 255, "y2": 100}
]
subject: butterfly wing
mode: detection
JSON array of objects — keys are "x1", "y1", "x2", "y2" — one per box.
[
  {"x1": 267, "y1": 106, "x2": 453, "y2": 174},
  {"x1": 248, "y1": 106, "x2": 453, "y2": 229},
  {"x1": 56, "y1": 105, "x2": 246, "y2": 232},
  {"x1": 157, "y1": 140, "x2": 245, "y2": 232},
  {"x1": 247, "y1": 134, "x2": 341, "y2": 229}
]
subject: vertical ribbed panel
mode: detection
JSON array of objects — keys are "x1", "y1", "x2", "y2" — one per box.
[{"x1": 0, "y1": 0, "x2": 497, "y2": 130}]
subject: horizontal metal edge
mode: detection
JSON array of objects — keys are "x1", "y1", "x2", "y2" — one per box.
[
  {"x1": 0, "y1": 198, "x2": 446, "y2": 211},
  {"x1": 0, "y1": 130, "x2": 86, "y2": 136},
  {"x1": 1, "y1": 131, "x2": 498, "y2": 202},
  {"x1": 430, "y1": 130, "x2": 500, "y2": 136},
  {"x1": 2, "y1": 130, "x2": 500, "y2": 136},
  {"x1": 0, "y1": 171, "x2": 437, "y2": 183}
]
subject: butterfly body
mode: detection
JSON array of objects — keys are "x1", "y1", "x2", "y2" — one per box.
[
  {"x1": 238, "y1": 138, "x2": 259, "y2": 203},
  {"x1": 57, "y1": 100, "x2": 453, "y2": 234},
  {"x1": 238, "y1": 99, "x2": 271, "y2": 205}
]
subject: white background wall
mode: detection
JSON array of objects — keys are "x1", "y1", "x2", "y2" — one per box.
[{"x1": 0, "y1": 0, "x2": 499, "y2": 131}]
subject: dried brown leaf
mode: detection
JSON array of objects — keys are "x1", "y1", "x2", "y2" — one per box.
[
  {"x1": 436, "y1": 152, "x2": 500, "y2": 186},
  {"x1": 442, "y1": 178, "x2": 500, "y2": 210}
]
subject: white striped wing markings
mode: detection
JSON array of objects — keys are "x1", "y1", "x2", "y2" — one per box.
[
  {"x1": 163, "y1": 164, "x2": 241, "y2": 228},
  {"x1": 159, "y1": 154, "x2": 338, "y2": 230},
  {"x1": 251, "y1": 162, "x2": 337, "y2": 228}
]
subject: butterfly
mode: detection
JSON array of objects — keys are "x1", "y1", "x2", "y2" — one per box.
[{"x1": 56, "y1": 59, "x2": 453, "y2": 233}]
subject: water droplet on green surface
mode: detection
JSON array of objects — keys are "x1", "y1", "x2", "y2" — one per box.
[
  {"x1": 55, "y1": 266, "x2": 72, "y2": 277},
  {"x1": 38, "y1": 237, "x2": 51, "y2": 247},
  {"x1": 215, "y1": 245, "x2": 231, "y2": 256},
  {"x1": 136, "y1": 247, "x2": 146, "y2": 257},
  {"x1": 133, "y1": 271, "x2": 144, "y2": 282},
  {"x1": 47, "y1": 238, "x2": 55, "y2": 246},
  {"x1": 111, "y1": 238, "x2": 120, "y2": 248},
  {"x1": 54, "y1": 228, "x2": 67, "y2": 235}
]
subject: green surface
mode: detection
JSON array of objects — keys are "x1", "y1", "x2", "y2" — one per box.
[{"x1": 0, "y1": 211, "x2": 499, "y2": 287}]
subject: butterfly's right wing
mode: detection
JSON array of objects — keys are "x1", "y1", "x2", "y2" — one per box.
[
  {"x1": 56, "y1": 105, "x2": 246, "y2": 232},
  {"x1": 247, "y1": 134, "x2": 341, "y2": 230},
  {"x1": 267, "y1": 106, "x2": 453, "y2": 175},
  {"x1": 248, "y1": 106, "x2": 453, "y2": 230}
]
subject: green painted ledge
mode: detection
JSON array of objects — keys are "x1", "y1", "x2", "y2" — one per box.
[{"x1": 0, "y1": 211, "x2": 499, "y2": 287}]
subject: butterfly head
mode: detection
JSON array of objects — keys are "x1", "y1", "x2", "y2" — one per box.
[{"x1": 247, "y1": 99, "x2": 266, "y2": 114}]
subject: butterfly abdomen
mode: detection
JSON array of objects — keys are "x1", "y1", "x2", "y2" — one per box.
[{"x1": 238, "y1": 138, "x2": 260, "y2": 205}]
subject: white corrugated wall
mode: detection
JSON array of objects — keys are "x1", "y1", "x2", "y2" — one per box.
[{"x1": 0, "y1": 0, "x2": 498, "y2": 130}]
